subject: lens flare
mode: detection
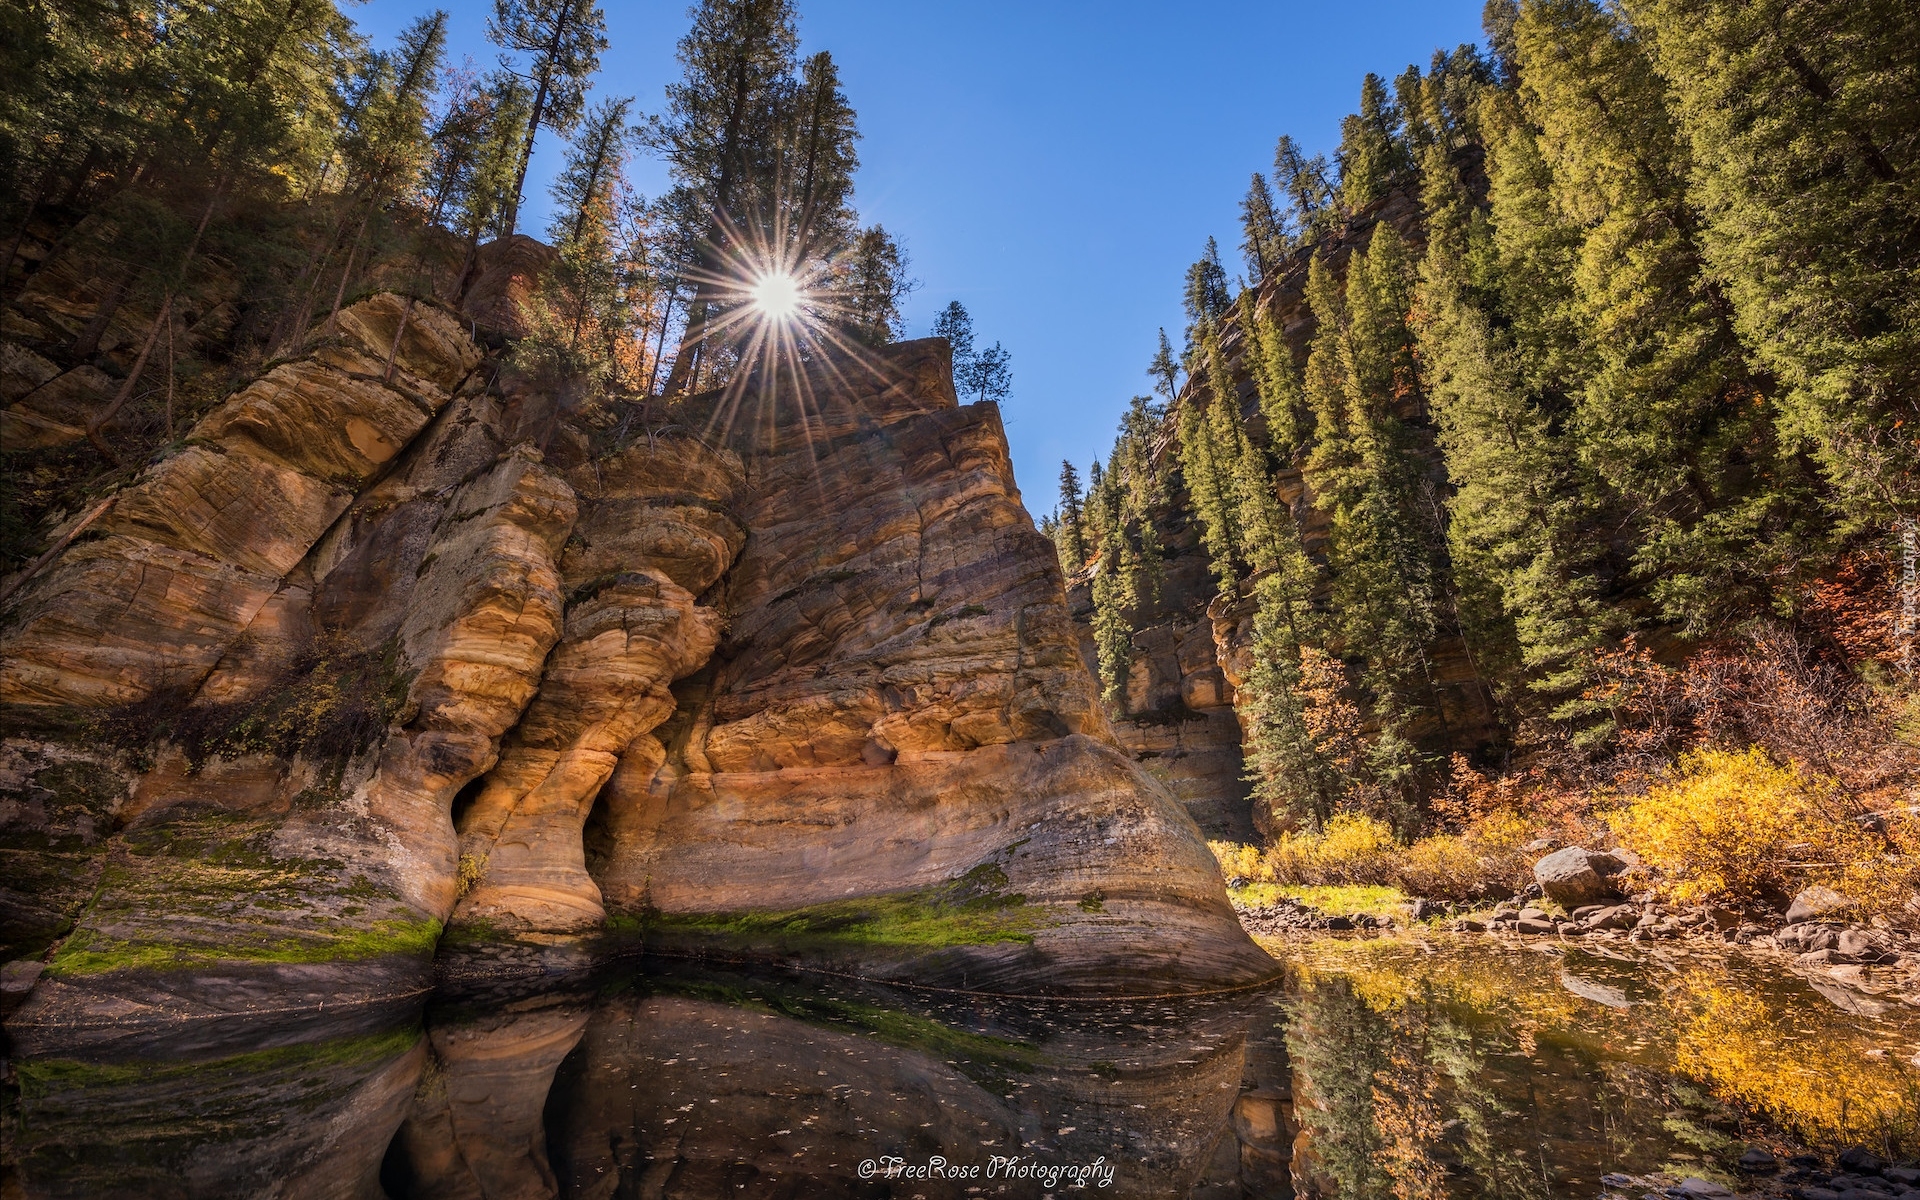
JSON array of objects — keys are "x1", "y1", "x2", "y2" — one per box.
[{"x1": 750, "y1": 271, "x2": 802, "y2": 321}]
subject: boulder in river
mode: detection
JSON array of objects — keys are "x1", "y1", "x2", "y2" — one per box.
[
  {"x1": 1532, "y1": 846, "x2": 1620, "y2": 908},
  {"x1": 1786, "y1": 885, "x2": 1853, "y2": 924}
]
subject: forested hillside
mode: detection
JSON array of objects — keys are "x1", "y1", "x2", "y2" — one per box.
[
  {"x1": 1050, "y1": 0, "x2": 1919, "y2": 847},
  {"x1": 0, "y1": 0, "x2": 915, "y2": 566}
]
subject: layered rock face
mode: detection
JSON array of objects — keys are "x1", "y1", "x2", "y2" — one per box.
[
  {"x1": 587, "y1": 341, "x2": 1272, "y2": 991},
  {"x1": 2, "y1": 289, "x2": 1268, "y2": 1029}
]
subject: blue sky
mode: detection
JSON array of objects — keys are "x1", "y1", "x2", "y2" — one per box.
[{"x1": 356, "y1": 0, "x2": 1489, "y2": 512}]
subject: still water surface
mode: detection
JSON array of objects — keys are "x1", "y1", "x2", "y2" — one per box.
[{"x1": 5, "y1": 937, "x2": 1916, "y2": 1198}]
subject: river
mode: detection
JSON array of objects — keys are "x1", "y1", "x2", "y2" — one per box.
[{"x1": 5, "y1": 935, "x2": 1916, "y2": 1198}]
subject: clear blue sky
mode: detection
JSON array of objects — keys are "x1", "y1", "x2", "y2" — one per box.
[{"x1": 356, "y1": 0, "x2": 1489, "y2": 512}]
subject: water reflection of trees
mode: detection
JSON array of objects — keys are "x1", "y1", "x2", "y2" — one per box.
[
  {"x1": 1286, "y1": 976, "x2": 1549, "y2": 1200},
  {"x1": 1276, "y1": 943, "x2": 1882, "y2": 1200}
]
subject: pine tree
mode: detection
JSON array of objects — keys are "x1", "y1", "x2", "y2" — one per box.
[
  {"x1": 783, "y1": 50, "x2": 860, "y2": 263},
  {"x1": 1299, "y1": 230, "x2": 1445, "y2": 807},
  {"x1": 1181, "y1": 236, "x2": 1232, "y2": 346},
  {"x1": 837, "y1": 225, "x2": 912, "y2": 346},
  {"x1": 644, "y1": 0, "x2": 801, "y2": 392},
  {"x1": 1147, "y1": 327, "x2": 1182, "y2": 405},
  {"x1": 1632, "y1": 0, "x2": 1920, "y2": 522},
  {"x1": 1238, "y1": 289, "x2": 1306, "y2": 453},
  {"x1": 1056, "y1": 459, "x2": 1088, "y2": 573},
  {"x1": 1090, "y1": 534, "x2": 1136, "y2": 707},
  {"x1": 932, "y1": 300, "x2": 974, "y2": 361},
  {"x1": 1239, "y1": 172, "x2": 1286, "y2": 279},
  {"x1": 1512, "y1": 0, "x2": 1815, "y2": 632},
  {"x1": 1273, "y1": 134, "x2": 1337, "y2": 241},
  {"x1": 488, "y1": 0, "x2": 608, "y2": 237},
  {"x1": 1336, "y1": 72, "x2": 1412, "y2": 214},
  {"x1": 960, "y1": 342, "x2": 1012, "y2": 405}
]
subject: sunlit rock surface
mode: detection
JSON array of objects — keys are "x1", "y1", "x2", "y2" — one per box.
[
  {"x1": 2, "y1": 300, "x2": 1266, "y2": 1054},
  {"x1": 589, "y1": 339, "x2": 1273, "y2": 991}
]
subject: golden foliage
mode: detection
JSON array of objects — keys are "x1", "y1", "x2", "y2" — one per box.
[
  {"x1": 1675, "y1": 973, "x2": 1920, "y2": 1148},
  {"x1": 1212, "y1": 809, "x2": 1534, "y2": 903},
  {"x1": 1607, "y1": 746, "x2": 1898, "y2": 908}
]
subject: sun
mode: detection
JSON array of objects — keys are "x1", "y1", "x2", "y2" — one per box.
[{"x1": 749, "y1": 271, "x2": 802, "y2": 321}]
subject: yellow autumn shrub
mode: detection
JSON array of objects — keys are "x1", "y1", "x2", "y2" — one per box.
[
  {"x1": 1260, "y1": 813, "x2": 1399, "y2": 886},
  {"x1": 1212, "y1": 810, "x2": 1539, "y2": 903},
  {"x1": 1396, "y1": 811, "x2": 1533, "y2": 902},
  {"x1": 1208, "y1": 840, "x2": 1265, "y2": 883},
  {"x1": 1608, "y1": 746, "x2": 1884, "y2": 907}
]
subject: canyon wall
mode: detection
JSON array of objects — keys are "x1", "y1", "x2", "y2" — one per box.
[{"x1": 1, "y1": 256, "x2": 1270, "y2": 1039}]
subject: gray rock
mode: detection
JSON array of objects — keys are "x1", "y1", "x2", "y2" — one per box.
[
  {"x1": 1737, "y1": 1147, "x2": 1778, "y2": 1173},
  {"x1": 0, "y1": 960, "x2": 45, "y2": 1018},
  {"x1": 1836, "y1": 928, "x2": 1896, "y2": 963},
  {"x1": 1522, "y1": 837, "x2": 1560, "y2": 855},
  {"x1": 1517, "y1": 917, "x2": 1557, "y2": 935},
  {"x1": 1787, "y1": 885, "x2": 1854, "y2": 924},
  {"x1": 1519, "y1": 906, "x2": 1551, "y2": 922},
  {"x1": 1837, "y1": 1148, "x2": 1885, "y2": 1173},
  {"x1": 1452, "y1": 918, "x2": 1486, "y2": 933},
  {"x1": 1582, "y1": 904, "x2": 1639, "y2": 932},
  {"x1": 1672, "y1": 1178, "x2": 1735, "y2": 1198},
  {"x1": 1409, "y1": 898, "x2": 1437, "y2": 921},
  {"x1": 1323, "y1": 915, "x2": 1354, "y2": 931},
  {"x1": 1777, "y1": 923, "x2": 1840, "y2": 953},
  {"x1": 1533, "y1": 846, "x2": 1620, "y2": 908}
]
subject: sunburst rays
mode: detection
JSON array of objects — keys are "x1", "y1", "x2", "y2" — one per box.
[{"x1": 668, "y1": 204, "x2": 907, "y2": 487}]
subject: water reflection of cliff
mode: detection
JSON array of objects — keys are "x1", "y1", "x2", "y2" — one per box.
[
  {"x1": 4, "y1": 964, "x2": 1302, "y2": 1200},
  {"x1": 14, "y1": 941, "x2": 1903, "y2": 1199}
]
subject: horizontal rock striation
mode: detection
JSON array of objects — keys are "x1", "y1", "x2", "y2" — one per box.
[
  {"x1": 2, "y1": 287, "x2": 1270, "y2": 1044},
  {"x1": 591, "y1": 340, "x2": 1273, "y2": 992}
]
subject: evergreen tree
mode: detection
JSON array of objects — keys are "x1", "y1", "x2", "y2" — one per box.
[
  {"x1": 837, "y1": 224, "x2": 912, "y2": 346},
  {"x1": 1147, "y1": 327, "x2": 1182, "y2": 404},
  {"x1": 1273, "y1": 134, "x2": 1337, "y2": 240},
  {"x1": 1632, "y1": 0, "x2": 1920, "y2": 522},
  {"x1": 932, "y1": 300, "x2": 974, "y2": 362},
  {"x1": 644, "y1": 0, "x2": 801, "y2": 392},
  {"x1": 959, "y1": 341, "x2": 1012, "y2": 405},
  {"x1": 1056, "y1": 459, "x2": 1088, "y2": 573},
  {"x1": 1300, "y1": 230, "x2": 1444, "y2": 808},
  {"x1": 1512, "y1": 0, "x2": 1815, "y2": 632},
  {"x1": 1182, "y1": 236, "x2": 1232, "y2": 344},
  {"x1": 1239, "y1": 171, "x2": 1286, "y2": 279},
  {"x1": 1336, "y1": 72, "x2": 1412, "y2": 213},
  {"x1": 783, "y1": 50, "x2": 860, "y2": 263},
  {"x1": 487, "y1": 0, "x2": 608, "y2": 237},
  {"x1": 1238, "y1": 289, "x2": 1307, "y2": 453}
]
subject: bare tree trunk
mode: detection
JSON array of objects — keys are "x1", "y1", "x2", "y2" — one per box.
[
  {"x1": 86, "y1": 292, "x2": 169, "y2": 462},
  {"x1": 69, "y1": 266, "x2": 134, "y2": 360},
  {"x1": 164, "y1": 308, "x2": 176, "y2": 439},
  {"x1": 84, "y1": 180, "x2": 220, "y2": 460},
  {"x1": 0, "y1": 496, "x2": 117, "y2": 609},
  {"x1": 323, "y1": 210, "x2": 372, "y2": 336}
]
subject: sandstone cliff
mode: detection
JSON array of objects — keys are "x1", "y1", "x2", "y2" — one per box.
[{"x1": 1, "y1": 256, "x2": 1270, "y2": 1036}]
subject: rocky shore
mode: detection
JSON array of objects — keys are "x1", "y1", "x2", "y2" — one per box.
[{"x1": 1235, "y1": 840, "x2": 1920, "y2": 1009}]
